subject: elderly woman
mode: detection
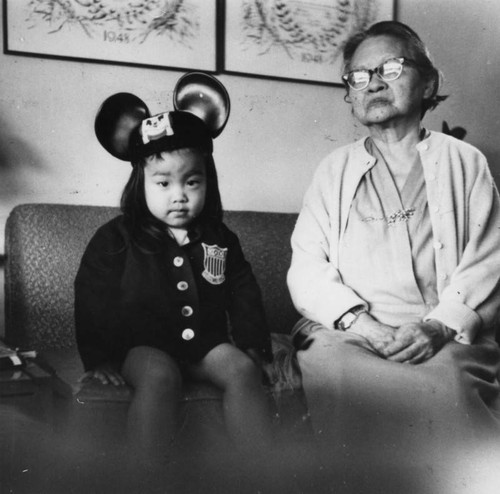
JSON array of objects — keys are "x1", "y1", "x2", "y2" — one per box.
[{"x1": 287, "y1": 21, "x2": 500, "y2": 492}]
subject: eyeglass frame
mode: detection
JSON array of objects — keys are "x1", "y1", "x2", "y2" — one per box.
[{"x1": 342, "y1": 57, "x2": 418, "y2": 91}]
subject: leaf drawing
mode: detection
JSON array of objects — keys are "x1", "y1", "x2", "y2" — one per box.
[
  {"x1": 24, "y1": 0, "x2": 199, "y2": 46},
  {"x1": 240, "y1": 0, "x2": 380, "y2": 65}
]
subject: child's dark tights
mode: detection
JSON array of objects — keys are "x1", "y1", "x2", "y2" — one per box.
[
  {"x1": 121, "y1": 343, "x2": 274, "y2": 465},
  {"x1": 121, "y1": 345, "x2": 181, "y2": 462},
  {"x1": 187, "y1": 342, "x2": 274, "y2": 456}
]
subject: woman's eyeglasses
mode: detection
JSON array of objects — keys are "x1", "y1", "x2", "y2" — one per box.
[{"x1": 342, "y1": 57, "x2": 416, "y2": 91}]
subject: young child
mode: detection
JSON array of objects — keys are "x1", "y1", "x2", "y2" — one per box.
[{"x1": 75, "y1": 73, "x2": 274, "y2": 465}]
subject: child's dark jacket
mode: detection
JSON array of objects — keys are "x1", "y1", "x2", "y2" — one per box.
[{"x1": 75, "y1": 216, "x2": 272, "y2": 371}]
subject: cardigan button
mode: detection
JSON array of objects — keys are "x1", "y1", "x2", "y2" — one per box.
[
  {"x1": 181, "y1": 306, "x2": 193, "y2": 317},
  {"x1": 173, "y1": 256, "x2": 184, "y2": 267},
  {"x1": 182, "y1": 329, "x2": 195, "y2": 340},
  {"x1": 177, "y1": 281, "x2": 189, "y2": 291},
  {"x1": 433, "y1": 241, "x2": 443, "y2": 250}
]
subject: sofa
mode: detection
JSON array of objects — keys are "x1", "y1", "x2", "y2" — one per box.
[{"x1": 3, "y1": 204, "x2": 308, "y2": 441}]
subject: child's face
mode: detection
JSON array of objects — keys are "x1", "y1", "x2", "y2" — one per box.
[{"x1": 144, "y1": 148, "x2": 207, "y2": 229}]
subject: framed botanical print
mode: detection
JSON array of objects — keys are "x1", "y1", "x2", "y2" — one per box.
[
  {"x1": 3, "y1": 0, "x2": 217, "y2": 71},
  {"x1": 223, "y1": 0, "x2": 395, "y2": 85}
]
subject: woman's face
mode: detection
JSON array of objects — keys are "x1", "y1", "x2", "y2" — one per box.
[{"x1": 346, "y1": 35, "x2": 434, "y2": 129}]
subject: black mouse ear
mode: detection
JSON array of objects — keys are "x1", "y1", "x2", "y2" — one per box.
[
  {"x1": 95, "y1": 93, "x2": 150, "y2": 161},
  {"x1": 173, "y1": 72, "x2": 230, "y2": 138}
]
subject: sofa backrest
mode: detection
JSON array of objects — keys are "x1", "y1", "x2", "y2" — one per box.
[{"x1": 4, "y1": 204, "x2": 300, "y2": 350}]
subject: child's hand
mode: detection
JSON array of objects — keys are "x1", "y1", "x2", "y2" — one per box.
[{"x1": 79, "y1": 363, "x2": 126, "y2": 386}]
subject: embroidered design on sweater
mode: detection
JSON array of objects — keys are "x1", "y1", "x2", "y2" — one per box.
[
  {"x1": 386, "y1": 208, "x2": 416, "y2": 225},
  {"x1": 202, "y1": 243, "x2": 227, "y2": 285},
  {"x1": 362, "y1": 208, "x2": 416, "y2": 226}
]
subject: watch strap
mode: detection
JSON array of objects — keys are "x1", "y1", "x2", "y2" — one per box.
[{"x1": 336, "y1": 305, "x2": 367, "y2": 331}]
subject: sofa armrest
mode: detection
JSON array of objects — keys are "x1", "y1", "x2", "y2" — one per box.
[{"x1": 4, "y1": 204, "x2": 120, "y2": 350}]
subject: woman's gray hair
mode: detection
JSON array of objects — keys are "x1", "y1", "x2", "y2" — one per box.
[{"x1": 342, "y1": 21, "x2": 447, "y2": 116}]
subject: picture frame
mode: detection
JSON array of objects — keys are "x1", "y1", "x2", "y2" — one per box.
[
  {"x1": 3, "y1": 0, "x2": 217, "y2": 72},
  {"x1": 223, "y1": 0, "x2": 396, "y2": 85}
]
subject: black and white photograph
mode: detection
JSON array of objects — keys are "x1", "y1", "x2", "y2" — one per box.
[{"x1": 1, "y1": 1, "x2": 500, "y2": 493}]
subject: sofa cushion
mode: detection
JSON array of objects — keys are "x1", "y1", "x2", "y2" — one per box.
[{"x1": 41, "y1": 332, "x2": 303, "y2": 398}]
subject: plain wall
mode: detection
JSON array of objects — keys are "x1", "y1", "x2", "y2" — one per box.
[{"x1": 1, "y1": 1, "x2": 500, "y2": 336}]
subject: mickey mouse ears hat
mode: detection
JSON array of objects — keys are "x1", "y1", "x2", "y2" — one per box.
[{"x1": 95, "y1": 72, "x2": 230, "y2": 161}]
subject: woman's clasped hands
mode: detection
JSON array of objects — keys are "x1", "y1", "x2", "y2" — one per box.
[{"x1": 347, "y1": 312, "x2": 455, "y2": 364}]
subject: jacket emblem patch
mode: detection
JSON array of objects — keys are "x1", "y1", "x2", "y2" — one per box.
[{"x1": 201, "y1": 243, "x2": 227, "y2": 285}]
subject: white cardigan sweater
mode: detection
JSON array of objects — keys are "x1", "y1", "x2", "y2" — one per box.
[{"x1": 287, "y1": 131, "x2": 500, "y2": 344}]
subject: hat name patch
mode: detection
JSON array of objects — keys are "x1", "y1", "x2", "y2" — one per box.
[
  {"x1": 141, "y1": 113, "x2": 174, "y2": 144},
  {"x1": 202, "y1": 243, "x2": 227, "y2": 285}
]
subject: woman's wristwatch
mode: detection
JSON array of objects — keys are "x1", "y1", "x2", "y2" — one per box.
[{"x1": 335, "y1": 305, "x2": 368, "y2": 331}]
